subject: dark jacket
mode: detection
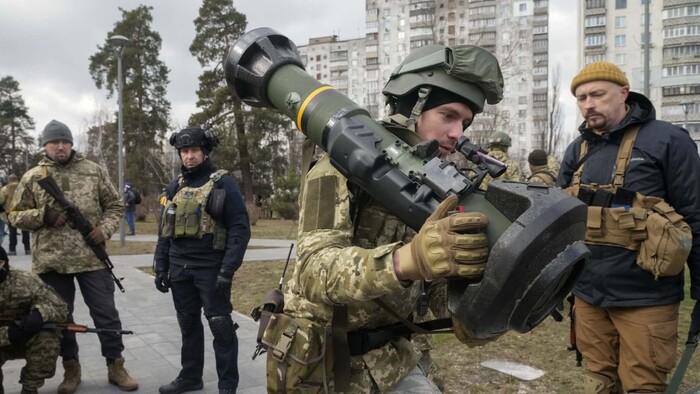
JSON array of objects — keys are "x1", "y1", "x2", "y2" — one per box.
[
  {"x1": 154, "y1": 158, "x2": 251, "y2": 276},
  {"x1": 124, "y1": 189, "x2": 136, "y2": 212},
  {"x1": 558, "y1": 92, "x2": 700, "y2": 307}
]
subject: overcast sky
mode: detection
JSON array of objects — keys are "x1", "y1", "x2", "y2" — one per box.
[{"x1": 0, "y1": 0, "x2": 578, "y2": 143}]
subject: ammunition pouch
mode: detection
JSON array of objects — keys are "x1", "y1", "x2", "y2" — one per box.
[
  {"x1": 637, "y1": 201, "x2": 692, "y2": 279},
  {"x1": 175, "y1": 200, "x2": 203, "y2": 237},
  {"x1": 262, "y1": 313, "x2": 332, "y2": 393},
  {"x1": 566, "y1": 185, "x2": 692, "y2": 279},
  {"x1": 160, "y1": 201, "x2": 177, "y2": 239}
]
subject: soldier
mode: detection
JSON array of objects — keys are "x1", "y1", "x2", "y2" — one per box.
[
  {"x1": 479, "y1": 131, "x2": 525, "y2": 190},
  {"x1": 526, "y1": 149, "x2": 557, "y2": 186},
  {"x1": 0, "y1": 245, "x2": 68, "y2": 394},
  {"x1": 268, "y1": 44, "x2": 503, "y2": 392},
  {"x1": 0, "y1": 174, "x2": 31, "y2": 255},
  {"x1": 8, "y1": 120, "x2": 138, "y2": 393},
  {"x1": 154, "y1": 128, "x2": 250, "y2": 394},
  {"x1": 560, "y1": 62, "x2": 700, "y2": 393}
]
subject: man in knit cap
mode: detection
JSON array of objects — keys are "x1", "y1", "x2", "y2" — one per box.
[
  {"x1": 526, "y1": 149, "x2": 556, "y2": 186},
  {"x1": 559, "y1": 62, "x2": 700, "y2": 393},
  {"x1": 8, "y1": 120, "x2": 138, "y2": 393}
]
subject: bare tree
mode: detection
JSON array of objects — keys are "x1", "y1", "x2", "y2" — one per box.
[{"x1": 547, "y1": 63, "x2": 565, "y2": 158}]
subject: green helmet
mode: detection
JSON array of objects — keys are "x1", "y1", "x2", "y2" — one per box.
[
  {"x1": 382, "y1": 44, "x2": 504, "y2": 114},
  {"x1": 487, "y1": 131, "x2": 512, "y2": 148}
]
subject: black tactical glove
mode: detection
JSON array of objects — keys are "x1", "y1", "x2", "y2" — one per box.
[
  {"x1": 43, "y1": 206, "x2": 67, "y2": 227},
  {"x1": 8, "y1": 322, "x2": 27, "y2": 346},
  {"x1": 215, "y1": 272, "x2": 233, "y2": 297},
  {"x1": 20, "y1": 309, "x2": 44, "y2": 335},
  {"x1": 688, "y1": 300, "x2": 700, "y2": 343},
  {"x1": 154, "y1": 271, "x2": 171, "y2": 293}
]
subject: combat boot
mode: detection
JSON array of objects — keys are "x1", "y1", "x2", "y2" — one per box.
[
  {"x1": 20, "y1": 388, "x2": 38, "y2": 394},
  {"x1": 57, "y1": 357, "x2": 81, "y2": 394},
  {"x1": 107, "y1": 357, "x2": 138, "y2": 391}
]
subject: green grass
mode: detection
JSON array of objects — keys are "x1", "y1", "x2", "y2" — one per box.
[{"x1": 132, "y1": 214, "x2": 297, "y2": 239}]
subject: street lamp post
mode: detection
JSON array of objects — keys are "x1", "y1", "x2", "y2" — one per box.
[
  {"x1": 680, "y1": 101, "x2": 693, "y2": 131},
  {"x1": 108, "y1": 35, "x2": 130, "y2": 247}
]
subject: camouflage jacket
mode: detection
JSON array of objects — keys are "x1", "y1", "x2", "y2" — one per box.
[
  {"x1": 527, "y1": 165, "x2": 557, "y2": 186},
  {"x1": 284, "y1": 154, "x2": 448, "y2": 392},
  {"x1": 0, "y1": 180, "x2": 18, "y2": 210},
  {"x1": 0, "y1": 269, "x2": 68, "y2": 346},
  {"x1": 479, "y1": 148, "x2": 525, "y2": 191},
  {"x1": 8, "y1": 152, "x2": 123, "y2": 274}
]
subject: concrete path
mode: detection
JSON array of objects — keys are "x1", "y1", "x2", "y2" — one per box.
[{"x1": 1, "y1": 236, "x2": 296, "y2": 394}]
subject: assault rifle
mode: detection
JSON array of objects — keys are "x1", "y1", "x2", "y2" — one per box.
[
  {"x1": 37, "y1": 175, "x2": 125, "y2": 292},
  {"x1": 0, "y1": 315, "x2": 133, "y2": 335}
]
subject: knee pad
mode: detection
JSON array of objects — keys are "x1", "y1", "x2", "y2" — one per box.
[
  {"x1": 584, "y1": 372, "x2": 621, "y2": 394},
  {"x1": 206, "y1": 315, "x2": 239, "y2": 346},
  {"x1": 176, "y1": 312, "x2": 200, "y2": 337}
]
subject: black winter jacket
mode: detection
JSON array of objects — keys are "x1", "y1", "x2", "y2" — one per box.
[
  {"x1": 558, "y1": 92, "x2": 700, "y2": 307},
  {"x1": 154, "y1": 158, "x2": 251, "y2": 276}
]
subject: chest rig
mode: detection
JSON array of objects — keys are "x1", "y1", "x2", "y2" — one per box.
[
  {"x1": 161, "y1": 169, "x2": 228, "y2": 248},
  {"x1": 563, "y1": 126, "x2": 682, "y2": 252}
]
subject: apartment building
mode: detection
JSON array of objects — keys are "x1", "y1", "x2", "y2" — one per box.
[
  {"x1": 579, "y1": 0, "x2": 700, "y2": 151},
  {"x1": 298, "y1": 0, "x2": 551, "y2": 162}
]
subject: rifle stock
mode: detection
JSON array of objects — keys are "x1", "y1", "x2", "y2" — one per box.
[
  {"x1": 0, "y1": 315, "x2": 133, "y2": 335},
  {"x1": 37, "y1": 176, "x2": 125, "y2": 292}
]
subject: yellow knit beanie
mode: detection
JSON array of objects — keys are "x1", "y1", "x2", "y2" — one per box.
[{"x1": 570, "y1": 61, "x2": 629, "y2": 95}]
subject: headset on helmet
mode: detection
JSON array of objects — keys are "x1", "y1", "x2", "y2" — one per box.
[
  {"x1": 487, "y1": 131, "x2": 512, "y2": 148},
  {"x1": 169, "y1": 128, "x2": 219, "y2": 152},
  {"x1": 382, "y1": 44, "x2": 504, "y2": 116}
]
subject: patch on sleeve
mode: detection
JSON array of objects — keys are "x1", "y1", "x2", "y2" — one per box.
[{"x1": 302, "y1": 176, "x2": 337, "y2": 232}]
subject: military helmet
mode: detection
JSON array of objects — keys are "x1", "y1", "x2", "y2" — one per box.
[
  {"x1": 169, "y1": 127, "x2": 219, "y2": 153},
  {"x1": 487, "y1": 131, "x2": 512, "y2": 148},
  {"x1": 382, "y1": 44, "x2": 504, "y2": 115}
]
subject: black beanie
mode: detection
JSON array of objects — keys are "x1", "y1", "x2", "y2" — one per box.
[
  {"x1": 528, "y1": 149, "x2": 548, "y2": 166},
  {"x1": 42, "y1": 120, "x2": 73, "y2": 146}
]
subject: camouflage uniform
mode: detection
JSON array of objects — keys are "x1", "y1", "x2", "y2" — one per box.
[
  {"x1": 527, "y1": 165, "x2": 557, "y2": 186},
  {"x1": 478, "y1": 147, "x2": 525, "y2": 191},
  {"x1": 8, "y1": 153, "x2": 122, "y2": 274},
  {"x1": 284, "y1": 154, "x2": 448, "y2": 392},
  {"x1": 547, "y1": 155, "x2": 560, "y2": 179},
  {"x1": 7, "y1": 152, "x2": 126, "y2": 363},
  {"x1": 0, "y1": 270, "x2": 68, "y2": 391}
]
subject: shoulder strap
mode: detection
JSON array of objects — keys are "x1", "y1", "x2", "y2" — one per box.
[
  {"x1": 571, "y1": 125, "x2": 641, "y2": 188},
  {"x1": 331, "y1": 304, "x2": 351, "y2": 392}
]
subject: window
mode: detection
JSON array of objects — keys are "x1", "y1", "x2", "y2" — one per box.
[
  {"x1": 519, "y1": 3, "x2": 527, "y2": 12},
  {"x1": 615, "y1": 53, "x2": 626, "y2": 64},
  {"x1": 616, "y1": 0, "x2": 627, "y2": 9},
  {"x1": 615, "y1": 34, "x2": 626, "y2": 47},
  {"x1": 585, "y1": 15, "x2": 606, "y2": 27},
  {"x1": 615, "y1": 16, "x2": 626, "y2": 28},
  {"x1": 663, "y1": 64, "x2": 700, "y2": 77},
  {"x1": 641, "y1": 32, "x2": 651, "y2": 44},
  {"x1": 518, "y1": 96, "x2": 527, "y2": 105},
  {"x1": 585, "y1": 34, "x2": 606, "y2": 46},
  {"x1": 533, "y1": 93, "x2": 547, "y2": 102},
  {"x1": 586, "y1": 0, "x2": 605, "y2": 8},
  {"x1": 585, "y1": 53, "x2": 606, "y2": 64}
]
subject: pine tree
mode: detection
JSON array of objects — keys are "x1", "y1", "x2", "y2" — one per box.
[{"x1": 0, "y1": 76, "x2": 36, "y2": 176}]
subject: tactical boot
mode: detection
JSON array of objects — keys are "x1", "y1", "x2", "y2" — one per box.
[
  {"x1": 57, "y1": 357, "x2": 81, "y2": 394},
  {"x1": 20, "y1": 388, "x2": 38, "y2": 394},
  {"x1": 107, "y1": 357, "x2": 138, "y2": 391},
  {"x1": 159, "y1": 377, "x2": 204, "y2": 394},
  {"x1": 219, "y1": 389, "x2": 236, "y2": 394},
  {"x1": 583, "y1": 373, "x2": 622, "y2": 394}
]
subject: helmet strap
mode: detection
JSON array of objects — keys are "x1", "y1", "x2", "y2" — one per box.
[{"x1": 406, "y1": 86, "x2": 432, "y2": 132}]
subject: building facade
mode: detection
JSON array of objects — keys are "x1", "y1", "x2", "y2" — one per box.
[
  {"x1": 579, "y1": 0, "x2": 700, "y2": 151},
  {"x1": 297, "y1": 0, "x2": 551, "y2": 163}
]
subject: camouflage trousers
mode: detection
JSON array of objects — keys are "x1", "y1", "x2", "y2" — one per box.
[
  {"x1": 0, "y1": 330, "x2": 62, "y2": 390},
  {"x1": 380, "y1": 365, "x2": 441, "y2": 394}
]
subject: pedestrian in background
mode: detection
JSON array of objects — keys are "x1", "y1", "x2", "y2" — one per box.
[
  {"x1": 479, "y1": 131, "x2": 525, "y2": 190},
  {"x1": 154, "y1": 127, "x2": 250, "y2": 394},
  {"x1": 526, "y1": 149, "x2": 557, "y2": 186},
  {"x1": 0, "y1": 174, "x2": 31, "y2": 255},
  {"x1": 8, "y1": 119, "x2": 138, "y2": 393},
  {"x1": 559, "y1": 62, "x2": 700, "y2": 393},
  {"x1": 0, "y1": 245, "x2": 68, "y2": 394},
  {"x1": 123, "y1": 182, "x2": 136, "y2": 236}
]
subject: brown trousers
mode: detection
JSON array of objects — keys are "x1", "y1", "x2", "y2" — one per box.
[{"x1": 574, "y1": 296, "x2": 679, "y2": 393}]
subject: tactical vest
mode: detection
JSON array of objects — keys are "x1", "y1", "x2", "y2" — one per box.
[
  {"x1": 527, "y1": 169, "x2": 557, "y2": 186},
  {"x1": 563, "y1": 126, "x2": 691, "y2": 278},
  {"x1": 160, "y1": 169, "x2": 228, "y2": 249}
]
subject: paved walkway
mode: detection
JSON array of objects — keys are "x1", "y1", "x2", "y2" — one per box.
[{"x1": 1, "y1": 235, "x2": 295, "y2": 394}]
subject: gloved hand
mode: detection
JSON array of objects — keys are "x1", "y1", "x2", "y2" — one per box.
[
  {"x1": 452, "y1": 316, "x2": 502, "y2": 348},
  {"x1": 8, "y1": 322, "x2": 27, "y2": 346},
  {"x1": 688, "y1": 300, "x2": 700, "y2": 343},
  {"x1": 86, "y1": 228, "x2": 105, "y2": 245},
  {"x1": 395, "y1": 194, "x2": 489, "y2": 281},
  {"x1": 43, "y1": 206, "x2": 66, "y2": 227},
  {"x1": 20, "y1": 309, "x2": 44, "y2": 335},
  {"x1": 154, "y1": 271, "x2": 171, "y2": 293},
  {"x1": 215, "y1": 272, "x2": 233, "y2": 297}
]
